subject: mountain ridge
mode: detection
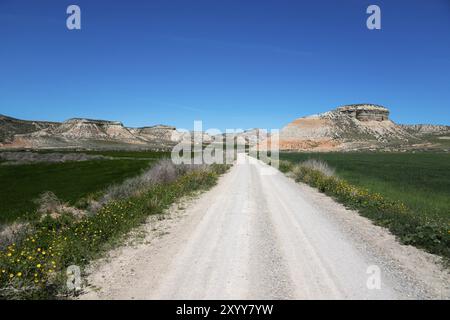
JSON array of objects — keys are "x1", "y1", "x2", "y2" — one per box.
[
  {"x1": 1, "y1": 105, "x2": 449, "y2": 151},
  {"x1": 0, "y1": 116, "x2": 180, "y2": 150}
]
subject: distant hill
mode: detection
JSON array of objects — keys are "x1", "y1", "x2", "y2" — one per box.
[
  {"x1": 0, "y1": 116, "x2": 183, "y2": 150},
  {"x1": 1, "y1": 106, "x2": 449, "y2": 152},
  {"x1": 260, "y1": 104, "x2": 450, "y2": 152},
  {"x1": 0, "y1": 114, "x2": 60, "y2": 144}
]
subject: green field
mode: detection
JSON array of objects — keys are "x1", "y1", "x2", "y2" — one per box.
[
  {"x1": 280, "y1": 152, "x2": 450, "y2": 222},
  {"x1": 0, "y1": 151, "x2": 171, "y2": 223}
]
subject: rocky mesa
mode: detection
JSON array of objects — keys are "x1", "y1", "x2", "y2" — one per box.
[
  {"x1": 1, "y1": 105, "x2": 449, "y2": 151},
  {"x1": 0, "y1": 116, "x2": 184, "y2": 150},
  {"x1": 260, "y1": 104, "x2": 450, "y2": 152}
]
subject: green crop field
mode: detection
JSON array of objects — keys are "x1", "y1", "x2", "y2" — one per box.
[
  {"x1": 280, "y1": 152, "x2": 450, "y2": 223},
  {"x1": 0, "y1": 151, "x2": 171, "y2": 224}
]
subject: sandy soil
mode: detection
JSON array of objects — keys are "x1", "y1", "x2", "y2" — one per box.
[{"x1": 80, "y1": 154, "x2": 449, "y2": 300}]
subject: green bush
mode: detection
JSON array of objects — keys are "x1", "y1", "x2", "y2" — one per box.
[{"x1": 278, "y1": 160, "x2": 294, "y2": 173}]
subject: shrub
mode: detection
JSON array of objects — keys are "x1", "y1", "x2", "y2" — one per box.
[
  {"x1": 300, "y1": 159, "x2": 335, "y2": 177},
  {"x1": 0, "y1": 151, "x2": 108, "y2": 165},
  {"x1": 34, "y1": 192, "x2": 62, "y2": 216},
  {"x1": 88, "y1": 159, "x2": 192, "y2": 213},
  {"x1": 0, "y1": 223, "x2": 30, "y2": 250},
  {"x1": 278, "y1": 160, "x2": 294, "y2": 173}
]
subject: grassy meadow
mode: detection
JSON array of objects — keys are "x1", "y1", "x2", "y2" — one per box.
[
  {"x1": 0, "y1": 151, "x2": 170, "y2": 224},
  {"x1": 280, "y1": 152, "x2": 450, "y2": 220}
]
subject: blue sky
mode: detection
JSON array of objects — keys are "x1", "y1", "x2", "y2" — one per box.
[{"x1": 1, "y1": 0, "x2": 449, "y2": 130}]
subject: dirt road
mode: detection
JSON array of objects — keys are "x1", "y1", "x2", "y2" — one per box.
[{"x1": 82, "y1": 154, "x2": 449, "y2": 300}]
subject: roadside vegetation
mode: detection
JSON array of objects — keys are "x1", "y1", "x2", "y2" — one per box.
[
  {"x1": 0, "y1": 154, "x2": 230, "y2": 299},
  {"x1": 26, "y1": 149, "x2": 172, "y2": 159},
  {"x1": 82, "y1": 150, "x2": 172, "y2": 159},
  {"x1": 277, "y1": 152, "x2": 450, "y2": 262}
]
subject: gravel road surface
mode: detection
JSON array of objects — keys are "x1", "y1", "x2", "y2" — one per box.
[{"x1": 81, "y1": 154, "x2": 449, "y2": 300}]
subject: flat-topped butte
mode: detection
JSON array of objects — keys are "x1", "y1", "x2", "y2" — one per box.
[{"x1": 336, "y1": 104, "x2": 390, "y2": 122}]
